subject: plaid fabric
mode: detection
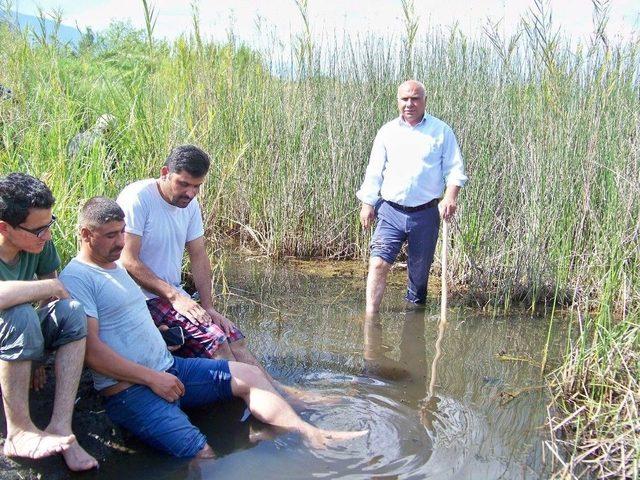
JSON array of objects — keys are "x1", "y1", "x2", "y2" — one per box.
[{"x1": 146, "y1": 297, "x2": 245, "y2": 359}]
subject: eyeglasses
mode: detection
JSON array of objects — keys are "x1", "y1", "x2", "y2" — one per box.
[{"x1": 16, "y1": 215, "x2": 57, "y2": 238}]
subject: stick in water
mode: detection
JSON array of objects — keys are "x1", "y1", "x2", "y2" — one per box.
[
  {"x1": 427, "y1": 219, "x2": 449, "y2": 398},
  {"x1": 440, "y1": 220, "x2": 448, "y2": 323}
]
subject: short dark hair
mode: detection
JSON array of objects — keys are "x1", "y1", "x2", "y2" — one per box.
[
  {"x1": 0, "y1": 173, "x2": 55, "y2": 226},
  {"x1": 79, "y1": 196, "x2": 124, "y2": 229},
  {"x1": 164, "y1": 145, "x2": 211, "y2": 177}
]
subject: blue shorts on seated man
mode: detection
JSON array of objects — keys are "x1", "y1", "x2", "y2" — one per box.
[{"x1": 104, "y1": 356, "x2": 233, "y2": 458}]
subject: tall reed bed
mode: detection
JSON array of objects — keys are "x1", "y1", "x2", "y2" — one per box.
[
  {"x1": 0, "y1": 2, "x2": 638, "y2": 475},
  {"x1": 2, "y1": 6, "x2": 637, "y2": 311}
]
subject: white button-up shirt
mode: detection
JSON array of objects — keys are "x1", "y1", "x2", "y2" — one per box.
[{"x1": 356, "y1": 114, "x2": 468, "y2": 207}]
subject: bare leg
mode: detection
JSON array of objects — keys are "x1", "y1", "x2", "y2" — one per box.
[
  {"x1": 228, "y1": 362, "x2": 367, "y2": 448},
  {"x1": 1, "y1": 359, "x2": 74, "y2": 459},
  {"x1": 44, "y1": 339, "x2": 98, "y2": 471},
  {"x1": 229, "y1": 340, "x2": 329, "y2": 405},
  {"x1": 362, "y1": 314, "x2": 410, "y2": 381},
  {"x1": 363, "y1": 313, "x2": 384, "y2": 363},
  {"x1": 228, "y1": 340, "x2": 284, "y2": 391},
  {"x1": 366, "y1": 257, "x2": 392, "y2": 314}
]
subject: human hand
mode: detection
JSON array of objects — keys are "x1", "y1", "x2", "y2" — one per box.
[
  {"x1": 206, "y1": 307, "x2": 236, "y2": 337},
  {"x1": 48, "y1": 279, "x2": 70, "y2": 300},
  {"x1": 438, "y1": 197, "x2": 457, "y2": 221},
  {"x1": 360, "y1": 203, "x2": 376, "y2": 229},
  {"x1": 148, "y1": 371, "x2": 185, "y2": 403},
  {"x1": 38, "y1": 279, "x2": 70, "y2": 308},
  {"x1": 171, "y1": 294, "x2": 211, "y2": 326},
  {"x1": 31, "y1": 364, "x2": 47, "y2": 391}
]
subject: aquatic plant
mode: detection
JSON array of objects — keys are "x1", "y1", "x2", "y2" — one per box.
[{"x1": 546, "y1": 310, "x2": 639, "y2": 478}]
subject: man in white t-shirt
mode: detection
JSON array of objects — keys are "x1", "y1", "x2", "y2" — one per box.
[{"x1": 116, "y1": 145, "x2": 292, "y2": 396}]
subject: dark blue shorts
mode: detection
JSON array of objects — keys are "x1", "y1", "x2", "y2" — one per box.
[
  {"x1": 104, "y1": 356, "x2": 233, "y2": 457},
  {"x1": 370, "y1": 200, "x2": 440, "y2": 304}
]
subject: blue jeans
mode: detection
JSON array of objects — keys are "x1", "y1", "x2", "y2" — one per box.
[
  {"x1": 104, "y1": 356, "x2": 233, "y2": 457},
  {"x1": 370, "y1": 200, "x2": 440, "y2": 304}
]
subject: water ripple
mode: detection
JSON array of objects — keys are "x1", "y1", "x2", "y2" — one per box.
[{"x1": 265, "y1": 372, "x2": 430, "y2": 478}]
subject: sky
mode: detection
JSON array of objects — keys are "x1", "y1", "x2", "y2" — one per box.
[{"x1": 12, "y1": 0, "x2": 640, "y2": 48}]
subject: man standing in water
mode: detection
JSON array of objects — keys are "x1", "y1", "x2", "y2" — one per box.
[
  {"x1": 0, "y1": 173, "x2": 98, "y2": 471},
  {"x1": 60, "y1": 197, "x2": 365, "y2": 458},
  {"x1": 116, "y1": 145, "x2": 303, "y2": 398},
  {"x1": 357, "y1": 80, "x2": 468, "y2": 313}
]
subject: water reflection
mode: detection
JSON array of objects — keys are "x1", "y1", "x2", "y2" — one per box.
[{"x1": 357, "y1": 304, "x2": 552, "y2": 479}]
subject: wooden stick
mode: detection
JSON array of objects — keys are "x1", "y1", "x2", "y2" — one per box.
[
  {"x1": 441, "y1": 219, "x2": 448, "y2": 323},
  {"x1": 428, "y1": 311, "x2": 446, "y2": 398},
  {"x1": 427, "y1": 219, "x2": 450, "y2": 398}
]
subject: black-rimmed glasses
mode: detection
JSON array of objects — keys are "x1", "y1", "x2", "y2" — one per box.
[{"x1": 16, "y1": 215, "x2": 57, "y2": 238}]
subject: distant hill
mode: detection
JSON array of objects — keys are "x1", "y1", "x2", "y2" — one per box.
[{"x1": 0, "y1": 10, "x2": 82, "y2": 46}]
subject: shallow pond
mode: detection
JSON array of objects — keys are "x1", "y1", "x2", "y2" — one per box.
[{"x1": 94, "y1": 258, "x2": 564, "y2": 479}]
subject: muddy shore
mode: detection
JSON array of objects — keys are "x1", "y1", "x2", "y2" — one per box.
[{"x1": 0, "y1": 365, "x2": 132, "y2": 479}]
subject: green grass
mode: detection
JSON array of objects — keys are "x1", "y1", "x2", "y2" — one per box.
[
  {"x1": 1, "y1": 3, "x2": 638, "y2": 476},
  {"x1": 2, "y1": 20, "x2": 637, "y2": 312}
]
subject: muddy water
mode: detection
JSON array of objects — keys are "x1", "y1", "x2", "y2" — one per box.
[{"x1": 97, "y1": 258, "x2": 564, "y2": 479}]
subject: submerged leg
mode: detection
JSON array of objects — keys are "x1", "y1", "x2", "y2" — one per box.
[
  {"x1": 366, "y1": 257, "x2": 392, "y2": 314},
  {"x1": 228, "y1": 362, "x2": 368, "y2": 448},
  {"x1": 228, "y1": 339, "x2": 313, "y2": 403}
]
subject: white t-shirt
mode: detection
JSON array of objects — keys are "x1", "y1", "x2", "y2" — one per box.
[
  {"x1": 117, "y1": 179, "x2": 204, "y2": 300},
  {"x1": 60, "y1": 258, "x2": 174, "y2": 391}
]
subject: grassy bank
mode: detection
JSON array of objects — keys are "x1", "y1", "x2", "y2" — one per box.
[
  {"x1": 546, "y1": 309, "x2": 638, "y2": 478},
  {"x1": 1, "y1": 2, "x2": 638, "y2": 476}
]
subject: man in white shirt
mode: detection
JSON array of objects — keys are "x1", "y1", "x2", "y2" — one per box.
[
  {"x1": 116, "y1": 145, "x2": 294, "y2": 396},
  {"x1": 357, "y1": 80, "x2": 468, "y2": 313}
]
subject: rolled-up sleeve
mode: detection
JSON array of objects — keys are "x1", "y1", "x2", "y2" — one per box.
[
  {"x1": 441, "y1": 127, "x2": 468, "y2": 187},
  {"x1": 356, "y1": 131, "x2": 387, "y2": 205}
]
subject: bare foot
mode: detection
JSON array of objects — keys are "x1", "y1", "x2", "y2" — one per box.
[
  {"x1": 59, "y1": 437, "x2": 99, "y2": 471},
  {"x1": 303, "y1": 428, "x2": 368, "y2": 449},
  {"x1": 3, "y1": 429, "x2": 74, "y2": 459}
]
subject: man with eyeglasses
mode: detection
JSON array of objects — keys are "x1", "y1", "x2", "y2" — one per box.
[{"x1": 0, "y1": 173, "x2": 98, "y2": 471}]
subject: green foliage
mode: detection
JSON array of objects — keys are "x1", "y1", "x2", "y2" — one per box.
[{"x1": 0, "y1": 12, "x2": 638, "y2": 317}]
